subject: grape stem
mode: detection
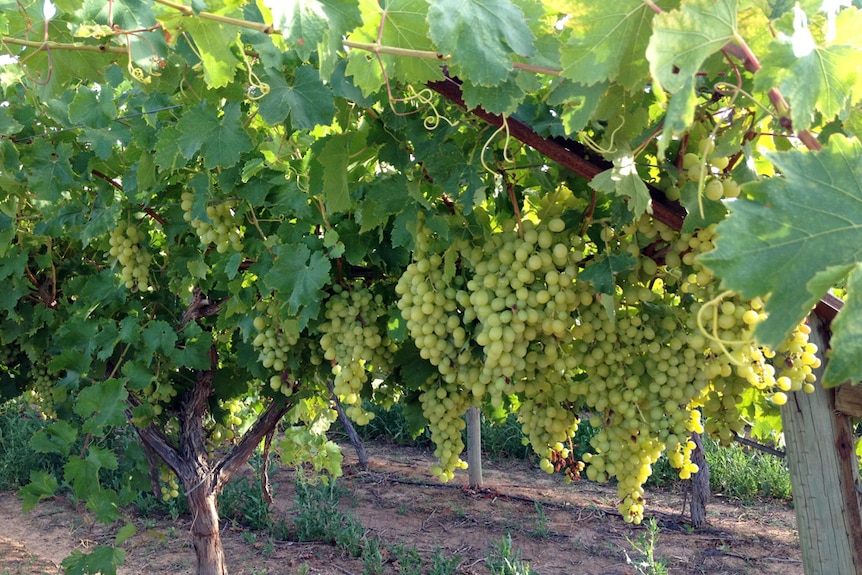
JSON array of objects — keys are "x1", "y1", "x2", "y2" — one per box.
[{"x1": 695, "y1": 290, "x2": 752, "y2": 366}]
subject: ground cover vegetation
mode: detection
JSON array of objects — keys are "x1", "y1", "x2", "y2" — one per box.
[{"x1": 0, "y1": 0, "x2": 861, "y2": 573}]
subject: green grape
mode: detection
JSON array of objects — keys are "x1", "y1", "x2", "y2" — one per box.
[
  {"x1": 107, "y1": 220, "x2": 153, "y2": 292},
  {"x1": 704, "y1": 178, "x2": 724, "y2": 201},
  {"x1": 181, "y1": 192, "x2": 244, "y2": 253},
  {"x1": 159, "y1": 467, "x2": 181, "y2": 501},
  {"x1": 24, "y1": 357, "x2": 60, "y2": 418},
  {"x1": 251, "y1": 297, "x2": 300, "y2": 396},
  {"x1": 319, "y1": 283, "x2": 394, "y2": 426}
]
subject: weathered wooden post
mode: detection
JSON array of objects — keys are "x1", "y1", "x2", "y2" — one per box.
[
  {"x1": 780, "y1": 313, "x2": 862, "y2": 575},
  {"x1": 466, "y1": 406, "x2": 483, "y2": 488}
]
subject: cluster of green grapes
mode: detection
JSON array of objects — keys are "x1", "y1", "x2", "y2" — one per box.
[
  {"x1": 159, "y1": 467, "x2": 180, "y2": 501},
  {"x1": 107, "y1": 220, "x2": 152, "y2": 291},
  {"x1": 319, "y1": 284, "x2": 395, "y2": 426},
  {"x1": 419, "y1": 376, "x2": 470, "y2": 481},
  {"x1": 208, "y1": 398, "x2": 245, "y2": 445},
  {"x1": 252, "y1": 298, "x2": 300, "y2": 397},
  {"x1": 670, "y1": 138, "x2": 740, "y2": 202},
  {"x1": 567, "y1": 286, "x2": 709, "y2": 521},
  {"x1": 180, "y1": 192, "x2": 244, "y2": 253},
  {"x1": 397, "y1": 208, "x2": 587, "y2": 479},
  {"x1": 668, "y1": 225, "x2": 820, "y2": 438},
  {"x1": 25, "y1": 357, "x2": 59, "y2": 417}
]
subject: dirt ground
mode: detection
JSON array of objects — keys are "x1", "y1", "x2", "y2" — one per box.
[{"x1": 0, "y1": 442, "x2": 802, "y2": 575}]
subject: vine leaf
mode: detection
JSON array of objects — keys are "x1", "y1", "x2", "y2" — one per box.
[
  {"x1": 318, "y1": 134, "x2": 352, "y2": 213},
  {"x1": 345, "y1": 0, "x2": 442, "y2": 94},
  {"x1": 74, "y1": 379, "x2": 129, "y2": 430},
  {"x1": 29, "y1": 421, "x2": 78, "y2": 457},
  {"x1": 588, "y1": 151, "x2": 651, "y2": 218},
  {"x1": 646, "y1": 0, "x2": 738, "y2": 94},
  {"x1": 175, "y1": 102, "x2": 253, "y2": 169},
  {"x1": 20, "y1": 471, "x2": 59, "y2": 512},
  {"x1": 826, "y1": 264, "x2": 862, "y2": 388},
  {"x1": 179, "y1": 16, "x2": 241, "y2": 89},
  {"x1": 427, "y1": 0, "x2": 535, "y2": 86},
  {"x1": 268, "y1": 0, "x2": 361, "y2": 70},
  {"x1": 68, "y1": 86, "x2": 117, "y2": 129},
  {"x1": 699, "y1": 135, "x2": 862, "y2": 387},
  {"x1": 556, "y1": 0, "x2": 658, "y2": 89},
  {"x1": 755, "y1": 40, "x2": 862, "y2": 132},
  {"x1": 263, "y1": 244, "x2": 331, "y2": 327},
  {"x1": 259, "y1": 67, "x2": 336, "y2": 130}
]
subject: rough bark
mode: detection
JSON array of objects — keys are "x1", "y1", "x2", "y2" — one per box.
[{"x1": 327, "y1": 380, "x2": 368, "y2": 470}]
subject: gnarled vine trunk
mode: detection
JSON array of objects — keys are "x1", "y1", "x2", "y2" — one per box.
[
  {"x1": 184, "y1": 478, "x2": 227, "y2": 575},
  {"x1": 129, "y1": 292, "x2": 294, "y2": 574}
]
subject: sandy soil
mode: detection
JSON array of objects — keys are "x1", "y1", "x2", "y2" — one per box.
[{"x1": 0, "y1": 442, "x2": 802, "y2": 575}]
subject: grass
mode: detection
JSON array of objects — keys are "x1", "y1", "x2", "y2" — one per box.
[
  {"x1": 623, "y1": 517, "x2": 668, "y2": 575},
  {"x1": 0, "y1": 400, "x2": 66, "y2": 490}
]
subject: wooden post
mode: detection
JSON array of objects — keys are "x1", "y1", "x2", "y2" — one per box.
[
  {"x1": 466, "y1": 407, "x2": 483, "y2": 488},
  {"x1": 689, "y1": 432, "x2": 710, "y2": 528},
  {"x1": 780, "y1": 314, "x2": 862, "y2": 575}
]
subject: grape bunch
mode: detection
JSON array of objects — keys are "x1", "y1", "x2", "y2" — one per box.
[
  {"x1": 319, "y1": 284, "x2": 395, "y2": 426},
  {"x1": 159, "y1": 467, "x2": 180, "y2": 502},
  {"x1": 181, "y1": 192, "x2": 244, "y2": 253},
  {"x1": 252, "y1": 299, "x2": 301, "y2": 397},
  {"x1": 397, "y1": 211, "x2": 587, "y2": 480},
  {"x1": 107, "y1": 220, "x2": 152, "y2": 291},
  {"x1": 420, "y1": 376, "x2": 470, "y2": 482},
  {"x1": 25, "y1": 357, "x2": 59, "y2": 417}
]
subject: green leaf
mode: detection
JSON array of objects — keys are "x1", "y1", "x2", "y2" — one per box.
[
  {"x1": 62, "y1": 545, "x2": 125, "y2": 575},
  {"x1": 180, "y1": 16, "x2": 241, "y2": 88},
  {"x1": 461, "y1": 76, "x2": 525, "y2": 116},
  {"x1": 646, "y1": 0, "x2": 738, "y2": 93},
  {"x1": 824, "y1": 264, "x2": 862, "y2": 387},
  {"x1": 588, "y1": 152, "x2": 651, "y2": 218},
  {"x1": 68, "y1": 85, "x2": 117, "y2": 129},
  {"x1": 175, "y1": 101, "x2": 253, "y2": 169},
  {"x1": 356, "y1": 175, "x2": 412, "y2": 232},
  {"x1": 318, "y1": 134, "x2": 351, "y2": 212},
  {"x1": 558, "y1": 0, "x2": 659, "y2": 89},
  {"x1": 174, "y1": 329, "x2": 214, "y2": 370},
  {"x1": 20, "y1": 471, "x2": 58, "y2": 512},
  {"x1": 142, "y1": 320, "x2": 178, "y2": 357},
  {"x1": 74, "y1": 379, "x2": 129, "y2": 429},
  {"x1": 699, "y1": 135, "x2": 862, "y2": 380},
  {"x1": 345, "y1": 0, "x2": 442, "y2": 94},
  {"x1": 755, "y1": 41, "x2": 862, "y2": 132},
  {"x1": 65, "y1": 456, "x2": 99, "y2": 500},
  {"x1": 87, "y1": 488, "x2": 121, "y2": 524},
  {"x1": 263, "y1": 243, "x2": 331, "y2": 324},
  {"x1": 270, "y1": 0, "x2": 362, "y2": 69},
  {"x1": 27, "y1": 140, "x2": 76, "y2": 205},
  {"x1": 258, "y1": 66, "x2": 336, "y2": 129},
  {"x1": 121, "y1": 360, "x2": 154, "y2": 391},
  {"x1": 658, "y1": 75, "x2": 697, "y2": 158},
  {"x1": 679, "y1": 180, "x2": 727, "y2": 234},
  {"x1": 427, "y1": 0, "x2": 535, "y2": 86},
  {"x1": 29, "y1": 421, "x2": 78, "y2": 457},
  {"x1": 579, "y1": 253, "x2": 638, "y2": 295},
  {"x1": 115, "y1": 523, "x2": 137, "y2": 546},
  {"x1": 88, "y1": 445, "x2": 119, "y2": 471}
]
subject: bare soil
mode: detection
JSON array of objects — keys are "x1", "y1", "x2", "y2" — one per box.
[{"x1": 0, "y1": 442, "x2": 802, "y2": 575}]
